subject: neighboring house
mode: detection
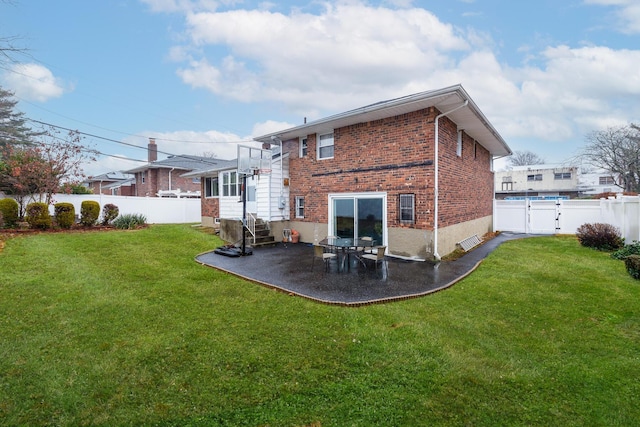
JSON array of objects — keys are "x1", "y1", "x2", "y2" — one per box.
[
  {"x1": 84, "y1": 171, "x2": 136, "y2": 196},
  {"x1": 495, "y1": 164, "x2": 579, "y2": 199},
  {"x1": 495, "y1": 165, "x2": 623, "y2": 199},
  {"x1": 192, "y1": 84, "x2": 511, "y2": 260},
  {"x1": 125, "y1": 138, "x2": 216, "y2": 197},
  {"x1": 578, "y1": 169, "x2": 623, "y2": 196}
]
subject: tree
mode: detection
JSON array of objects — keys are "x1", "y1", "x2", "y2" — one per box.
[
  {"x1": 0, "y1": 86, "x2": 39, "y2": 150},
  {"x1": 508, "y1": 150, "x2": 546, "y2": 167},
  {"x1": 580, "y1": 124, "x2": 640, "y2": 192},
  {"x1": 0, "y1": 126, "x2": 96, "y2": 216}
]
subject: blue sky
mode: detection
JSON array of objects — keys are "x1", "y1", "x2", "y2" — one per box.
[{"x1": 2, "y1": 0, "x2": 639, "y2": 176}]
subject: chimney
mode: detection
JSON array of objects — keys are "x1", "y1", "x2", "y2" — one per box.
[{"x1": 148, "y1": 138, "x2": 157, "y2": 162}]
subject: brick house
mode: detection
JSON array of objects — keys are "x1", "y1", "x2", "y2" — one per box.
[
  {"x1": 126, "y1": 138, "x2": 216, "y2": 197},
  {"x1": 84, "y1": 171, "x2": 135, "y2": 196},
  {"x1": 192, "y1": 85, "x2": 511, "y2": 259}
]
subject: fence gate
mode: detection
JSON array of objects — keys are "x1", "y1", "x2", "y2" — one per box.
[{"x1": 528, "y1": 200, "x2": 560, "y2": 234}]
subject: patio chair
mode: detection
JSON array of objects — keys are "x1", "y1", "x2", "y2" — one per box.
[
  {"x1": 312, "y1": 245, "x2": 337, "y2": 271},
  {"x1": 360, "y1": 246, "x2": 386, "y2": 271},
  {"x1": 357, "y1": 236, "x2": 373, "y2": 254}
]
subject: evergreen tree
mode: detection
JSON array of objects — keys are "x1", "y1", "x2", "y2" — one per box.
[{"x1": 0, "y1": 86, "x2": 37, "y2": 150}]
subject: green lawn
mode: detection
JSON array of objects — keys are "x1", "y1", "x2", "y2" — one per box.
[{"x1": 0, "y1": 225, "x2": 638, "y2": 426}]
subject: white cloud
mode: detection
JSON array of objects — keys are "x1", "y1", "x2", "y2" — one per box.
[
  {"x1": 584, "y1": 0, "x2": 640, "y2": 34},
  {"x1": 2, "y1": 63, "x2": 66, "y2": 102},
  {"x1": 156, "y1": 1, "x2": 640, "y2": 163}
]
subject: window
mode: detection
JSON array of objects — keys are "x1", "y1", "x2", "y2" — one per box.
[
  {"x1": 299, "y1": 136, "x2": 308, "y2": 157},
  {"x1": 554, "y1": 172, "x2": 571, "y2": 180},
  {"x1": 192, "y1": 177, "x2": 201, "y2": 184},
  {"x1": 141, "y1": 172, "x2": 146, "y2": 184},
  {"x1": 295, "y1": 196, "x2": 305, "y2": 218},
  {"x1": 599, "y1": 176, "x2": 615, "y2": 185},
  {"x1": 502, "y1": 182, "x2": 513, "y2": 191},
  {"x1": 222, "y1": 171, "x2": 238, "y2": 197},
  {"x1": 399, "y1": 194, "x2": 415, "y2": 224},
  {"x1": 456, "y1": 130, "x2": 463, "y2": 157},
  {"x1": 527, "y1": 174, "x2": 543, "y2": 181},
  {"x1": 317, "y1": 132, "x2": 334, "y2": 159},
  {"x1": 204, "y1": 177, "x2": 219, "y2": 197}
]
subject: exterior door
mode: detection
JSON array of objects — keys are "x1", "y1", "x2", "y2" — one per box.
[
  {"x1": 330, "y1": 193, "x2": 386, "y2": 245},
  {"x1": 246, "y1": 175, "x2": 257, "y2": 213}
]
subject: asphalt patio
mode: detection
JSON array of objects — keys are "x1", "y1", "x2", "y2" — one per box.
[{"x1": 195, "y1": 232, "x2": 531, "y2": 306}]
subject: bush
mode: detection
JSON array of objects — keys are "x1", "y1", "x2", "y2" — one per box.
[
  {"x1": 112, "y1": 213, "x2": 147, "y2": 230},
  {"x1": 80, "y1": 200, "x2": 100, "y2": 227},
  {"x1": 0, "y1": 198, "x2": 19, "y2": 228},
  {"x1": 101, "y1": 203, "x2": 119, "y2": 226},
  {"x1": 54, "y1": 202, "x2": 75, "y2": 229},
  {"x1": 624, "y1": 255, "x2": 640, "y2": 280},
  {"x1": 25, "y1": 202, "x2": 52, "y2": 230},
  {"x1": 611, "y1": 241, "x2": 640, "y2": 260},
  {"x1": 576, "y1": 223, "x2": 624, "y2": 251},
  {"x1": 0, "y1": 210, "x2": 3, "y2": 228}
]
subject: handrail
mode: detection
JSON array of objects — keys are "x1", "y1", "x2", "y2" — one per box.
[{"x1": 246, "y1": 212, "x2": 256, "y2": 244}]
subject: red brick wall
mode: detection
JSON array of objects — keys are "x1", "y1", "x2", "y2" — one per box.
[
  {"x1": 286, "y1": 107, "x2": 494, "y2": 231},
  {"x1": 135, "y1": 169, "x2": 201, "y2": 197},
  {"x1": 200, "y1": 180, "x2": 220, "y2": 218}
]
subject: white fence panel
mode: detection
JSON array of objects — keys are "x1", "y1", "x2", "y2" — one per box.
[
  {"x1": 558, "y1": 200, "x2": 601, "y2": 234},
  {"x1": 48, "y1": 194, "x2": 201, "y2": 224},
  {"x1": 495, "y1": 196, "x2": 640, "y2": 242},
  {"x1": 528, "y1": 200, "x2": 558, "y2": 234},
  {"x1": 493, "y1": 200, "x2": 527, "y2": 233}
]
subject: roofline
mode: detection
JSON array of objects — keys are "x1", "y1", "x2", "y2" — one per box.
[{"x1": 253, "y1": 84, "x2": 511, "y2": 157}]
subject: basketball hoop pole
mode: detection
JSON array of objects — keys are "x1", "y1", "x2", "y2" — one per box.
[{"x1": 241, "y1": 173, "x2": 248, "y2": 256}]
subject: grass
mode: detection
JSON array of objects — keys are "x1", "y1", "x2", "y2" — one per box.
[{"x1": 0, "y1": 225, "x2": 639, "y2": 426}]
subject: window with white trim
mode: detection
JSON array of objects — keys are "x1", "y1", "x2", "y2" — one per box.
[
  {"x1": 554, "y1": 172, "x2": 571, "y2": 180},
  {"x1": 456, "y1": 130, "x2": 463, "y2": 157},
  {"x1": 222, "y1": 171, "x2": 239, "y2": 197},
  {"x1": 204, "y1": 177, "x2": 219, "y2": 197},
  {"x1": 599, "y1": 176, "x2": 615, "y2": 185},
  {"x1": 502, "y1": 182, "x2": 513, "y2": 191},
  {"x1": 299, "y1": 136, "x2": 308, "y2": 157},
  {"x1": 317, "y1": 132, "x2": 334, "y2": 159},
  {"x1": 399, "y1": 194, "x2": 415, "y2": 224},
  {"x1": 295, "y1": 196, "x2": 305, "y2": 218},
  {"x1": 527, "y1": 174, "x2": 543, "y2": 181}
]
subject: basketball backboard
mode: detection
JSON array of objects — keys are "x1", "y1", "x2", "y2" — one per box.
[{"x1": 237, "y1": 145, "x2": 272, "y2": 177}]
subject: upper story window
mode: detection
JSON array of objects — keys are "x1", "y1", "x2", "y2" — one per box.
[
  {"x1": 599, "y1": 176, "x2": 615, "y2": 185},
  {"x1": 317, "y1": 132, "x2": 334, "y2": 159},
  {"x1": 527, "y1": 174, "x2": 543, "y2": 181},
  {"x1": 204, "y1": 177, "x2": 219, "y2": 198},
  {"x1": 456, "y1": 130, "x2": 463, "y2": 157},
  {"x1": 299, "y1": 136, "x2": 308, "y2": 157},
  {"x1": 222, "y1": 171, "x2": 239, "y2": 197},
  {"x1": 554, "y1": 172, "x2": 571, "y2": 180},
  {"x1": 502, "y1": 182, "x2": 513, "y2": 191}
]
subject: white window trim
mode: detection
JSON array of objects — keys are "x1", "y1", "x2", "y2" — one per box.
[
  {"x1": 204, "y1": 176, "x2": 219, "y2": 198},
  {"x1": 295, "y1": 196, "x2": 304, "y2": 218},
  {"x1": 221, "y1": 171, "x2": 239, "y2": 198},
  {"x1": 456, "y1": 130, "x2": 463, "y2": 157},
  {"x1": 317, "y1": 132, "x2": 334, "y2": 160},
  {"x1": 299, "y1": 136, "x2": 308, "y2": 158}
]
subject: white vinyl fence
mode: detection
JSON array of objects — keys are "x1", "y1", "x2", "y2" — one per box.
[
  {"x1": 494, "y1": 196, "x2": 640, "y2": 243},
  {"x1": 4, "y1": 194, "x2": 201, "y2": 224}
]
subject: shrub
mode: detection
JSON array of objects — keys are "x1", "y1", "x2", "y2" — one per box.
[
  {"x1": 25, "y1": 202, "x2": 52, "y2": 230},
  {"x1": 0, "y1": 198, "x2": 19, "y2": 228},
  {"x1": 624, "y1": 255, "x2": 640, "y2": 280},
  {"x1": 54, "y1": 202, "x2": 75, "y2": 229},
  {"x1": 112, "y1": 213, "x2": 147, "y2": 230},
  {"x1": 0, "y1": 210, "x2": 3, "y2": 228},
  {"x1": 611, "y1": 241, "x2": 640, "y2": 260},
  {"x1": 80, "y1": 200, "x2": 100, "y2": 227},
  {"x1": 101, "y1": 203, "x2": 119, "y2": 226},
  {"x1": 576, "y1": 223, "x2": 624, "y2": 251}
]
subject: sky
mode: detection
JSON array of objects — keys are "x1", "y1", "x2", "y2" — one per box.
[{"x1": 1, "y1": 0, "x2": 639, "y2": 177}]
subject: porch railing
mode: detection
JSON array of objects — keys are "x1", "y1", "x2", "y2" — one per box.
[{"x1": 245, "y1": 212, "x2": 256, "y2": 244}]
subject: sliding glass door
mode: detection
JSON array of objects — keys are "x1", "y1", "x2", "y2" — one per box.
[{"x1": 330, "y1": 193, "x2": 386, "y2": 245}]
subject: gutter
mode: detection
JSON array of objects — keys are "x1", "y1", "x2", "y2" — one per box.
[{"x1": 433, "y1": 100, "x2": 468, "y2": 261}]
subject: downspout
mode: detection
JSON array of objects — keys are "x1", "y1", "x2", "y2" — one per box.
[
  {"x1": 433, "y1": 100, "x2": 468, "y2": 260},
  {"x1": 169, "y1": 168, "x2": 175, "y2": 192},
  {"x1": 271, "y1": 136, "x2": 285, "y2": 220}
]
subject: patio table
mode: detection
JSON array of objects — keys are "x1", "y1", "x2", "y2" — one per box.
[{"x1": 318, "y1": 237, "x2": 375, "y2": 271}]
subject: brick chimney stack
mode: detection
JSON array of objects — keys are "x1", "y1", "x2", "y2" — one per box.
[{"x1": 148, "y1": 138, "x2": 157, "y2": 162}]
